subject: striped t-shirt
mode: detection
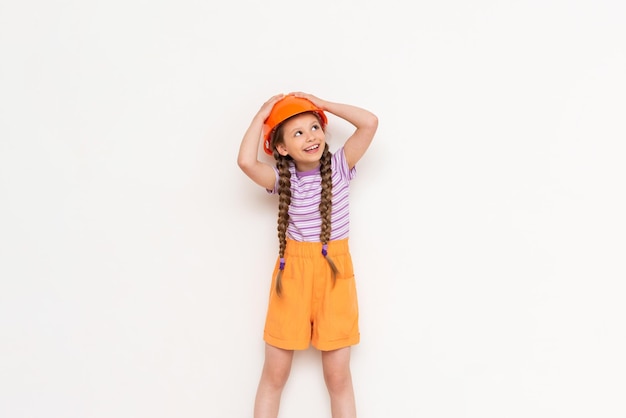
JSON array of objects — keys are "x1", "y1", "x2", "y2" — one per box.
[{"x1": 268, "y1": 147, "x2": 356, "y2": 242}]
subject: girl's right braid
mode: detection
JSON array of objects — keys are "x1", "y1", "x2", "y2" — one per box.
[{"x1": 274, "y1": 151, "x2": 292, "y2": 296}]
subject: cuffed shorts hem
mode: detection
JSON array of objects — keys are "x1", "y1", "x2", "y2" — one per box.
[
  {"x1": 263, "y1": 332, "x2": 311, "y2": 351},
  {"x1": 314, "y1": 334, "x2": 360, "y2": 351},
  {"x1": 264, "y1": 332, "x2": 360, "y2": 352}
]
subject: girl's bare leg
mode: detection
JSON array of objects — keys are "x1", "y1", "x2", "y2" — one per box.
[
  {"x1": 253, "y1": 344, "x2": 294, "y2": 418},
  {"x1": 322, "y1": 347, "x2": 356, "y2": 418}
]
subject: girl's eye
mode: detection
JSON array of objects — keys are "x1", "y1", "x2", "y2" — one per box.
[
  {"x1": 312, "y1": 124, "x2": 319, "y2": 130},
  {"x1": 294, "y1": 130, "x2": 303, "y2": 137}
]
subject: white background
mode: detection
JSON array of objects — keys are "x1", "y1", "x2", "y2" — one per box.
[{"x1": 1, "y1": 0, "x2": 625, "y2": 417}]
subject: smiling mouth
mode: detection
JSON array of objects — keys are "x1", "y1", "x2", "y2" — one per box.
[{"x1": 304, "y1": 144, "x2": 319, "y2": 152}]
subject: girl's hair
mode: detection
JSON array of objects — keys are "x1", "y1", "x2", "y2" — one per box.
[{"x1": 270, "y1": 113, "x2": 338, "y2": 296}]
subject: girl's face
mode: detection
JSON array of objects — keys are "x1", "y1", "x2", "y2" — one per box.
[{"x1": 276, "y1": 113, "x2": 326, "y2": 171}]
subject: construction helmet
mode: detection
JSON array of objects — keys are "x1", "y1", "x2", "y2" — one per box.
[{"x1": 262, "y1": 95, "x2": 327, "y2": 155}]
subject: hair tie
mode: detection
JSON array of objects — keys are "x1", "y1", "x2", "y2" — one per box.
[
  {"x1": 321, "y1": 244, "x2": 328, "y2": 257},
  {"x1": 279, "y1": 258, "x2": 285, "y2": 270}
]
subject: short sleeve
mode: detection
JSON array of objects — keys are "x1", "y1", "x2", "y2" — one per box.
[{"x1": 333, "y1": 147, "x2": 357, "y2": 181}]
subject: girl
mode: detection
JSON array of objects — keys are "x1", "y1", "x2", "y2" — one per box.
[{"x1": 237, "y1": 92, "x2": 378, "y2": 418}]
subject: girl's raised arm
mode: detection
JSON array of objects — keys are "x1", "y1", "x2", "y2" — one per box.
[
  {"x1": 237, "y1": 94, "x2": 284, "y2": 190},
  {"x1": 290, "y1": 92, "x2": 378, "y2": 169}
]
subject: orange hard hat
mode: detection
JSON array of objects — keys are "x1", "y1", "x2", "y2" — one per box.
[{"x1": 262, "y1": 95, "x2": 327, "y2": 155}]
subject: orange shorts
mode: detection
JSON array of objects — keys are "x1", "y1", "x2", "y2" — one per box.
[{"x1": 263, "y1": 238, "x2": 360, "y2": 351}]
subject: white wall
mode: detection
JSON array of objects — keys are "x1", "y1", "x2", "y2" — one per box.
[{"x1": 1, "y1": 0, "x2": 625, "y2": 417}]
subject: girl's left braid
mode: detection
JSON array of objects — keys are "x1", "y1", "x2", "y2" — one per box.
[{"x1": 319, "y1": 144, "x2": 339, "y2": 282}]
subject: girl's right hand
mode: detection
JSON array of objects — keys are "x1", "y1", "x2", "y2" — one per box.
[{"x1": 257, "y1": 93, "x2": 285, "y2": 121}]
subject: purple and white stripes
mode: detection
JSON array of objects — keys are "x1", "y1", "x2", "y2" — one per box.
[{"x1": 268, "y1": 147, "x2": 356, "y2": 242}]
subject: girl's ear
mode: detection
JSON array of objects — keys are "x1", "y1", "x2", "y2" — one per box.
[{"x1": 276, "y1": 143, "x2": 289, "y2": 156}]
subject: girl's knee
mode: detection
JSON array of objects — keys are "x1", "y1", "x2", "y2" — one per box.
[
  {"x1": 261, "y1": 363, "x2": 291, "y2": 389},
  {"x1": 323, "y1": 368, "x2": 352, "y2": 393}
]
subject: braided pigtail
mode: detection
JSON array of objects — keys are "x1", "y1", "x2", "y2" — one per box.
[
  {"x1": 319, "y1": 143, "x2": 338, "y2": 284},
  {"x1": 274, "y1": 149, "x2": 292, "y2": 296}
]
